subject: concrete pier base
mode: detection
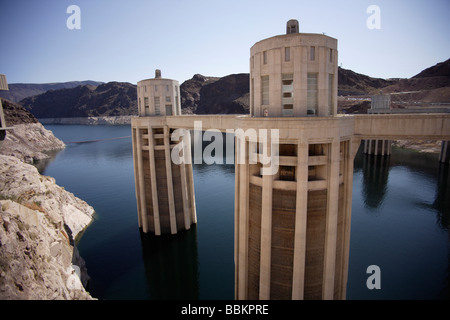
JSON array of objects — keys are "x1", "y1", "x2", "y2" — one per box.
[
  {"x1": 234, "y1": 117, "x2": 360, "y2": 300},
  {"x1": 363, "y1": 139, "x2": 392, "y2": 156},
  {"x1": 440, "y1": 141, "x2": 450, "y2": 164},
  {"x1": 132, "y1": 119, "x2": 196, "y2": 235}
]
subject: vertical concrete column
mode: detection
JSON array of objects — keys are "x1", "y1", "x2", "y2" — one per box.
[
  {"x1": 236, "y1": 137, "x2": 250, "y2": 300},
  {"x1": 322, "y1": 139, "x2": 340, "y2": 299},
  {"x1": 234, "y1": 133, "x2": 240, "y2": 299},
  {"x1": 163, "y1": 125, "x2": 177, "y2": 234},
  {"x1": 148, "y1": 125, "x2": 161, "y2": 235},
  {"x1": 132, "y1": 127, "x2": 142, "y2": 228},
  {"x1": 135, "y1": 128, "x2": 148, "y2": 233},
  {"x1": 259, "y1": 144, "x2": 274, "y2": 299},
  {"x1": 317, "y1": 47, "x2": 327, "y2": 117},
  {"x1": 339, "y1": 137, "x2": 358, "y2": 299},
  {"x1": 292, "y1": 140, "x2": 309, "y2": 299},
  {"x1": 179, "y1": 129, "x2": 192, "y2": 230},
  {"x1": 185, "y1": 130, "x2": 197, "y2": 224}
]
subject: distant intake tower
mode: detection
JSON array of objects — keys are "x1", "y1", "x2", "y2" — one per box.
[{"x1": 132, "y1": 70, "x2": 196, "y2": 235}]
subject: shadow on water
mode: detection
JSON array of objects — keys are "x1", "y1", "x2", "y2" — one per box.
[{"x1": 139, "y1": 226, "x2": 200, "y2": 300}]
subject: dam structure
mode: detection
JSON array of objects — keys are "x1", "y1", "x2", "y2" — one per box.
[{"x1": 131, "y1": 20, "x2": 450, "y2": 299}]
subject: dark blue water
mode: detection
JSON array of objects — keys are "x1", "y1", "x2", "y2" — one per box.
[{"x1": 40, "y1": 125, "x2": 449, "y2": 300}]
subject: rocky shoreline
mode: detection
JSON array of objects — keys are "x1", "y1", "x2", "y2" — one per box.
[
  {"x1": 1, "y1": 123, "x2": 66, "y2": 163},
  {"x1": 0, "y1": 115, "x2": 95, "y2": 299},
  {"x1": 38, "y1": 115, "x2": 136, "y2": 125}
]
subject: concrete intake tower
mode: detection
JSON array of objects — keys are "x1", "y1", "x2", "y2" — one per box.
[
  {"x1": 234, "y1": 19, "x2": 357, "y2": 299},
  {"x1": 132, "y1": 69, "x2": 197, "y2": 235}
]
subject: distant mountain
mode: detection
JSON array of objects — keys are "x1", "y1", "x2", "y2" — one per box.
[
  {"x1": 370, "y1": 58, "x2": 450, "y2": 104},
  {"x1": 0, "y1": 81, "x2": 103, "y2": 103},
  {"x1": 413, "y1": 58, "x2": 450, "y2": 78},
  {"x1": 180, "y1": 69, "x2": 392, "y2": 114},
  {"x1": 337, "y1": 67, "x2": 396, "y2": 96},
  {"x1": 180, "y1": 74, "x2": 220, "y2": 114},
  {"x1": 338, "y1": 58, "x2": 450, "y2": 113},
  {"x1": 20, "y1": 82, "x2": 137, "y2": 118},
  {"x1": 181, "y1": 73, "x2": 249, "y2": 114}
]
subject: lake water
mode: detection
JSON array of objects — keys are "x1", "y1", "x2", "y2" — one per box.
[{"x1": 40, "y1": 124, "x2": 449, "y2": 300}]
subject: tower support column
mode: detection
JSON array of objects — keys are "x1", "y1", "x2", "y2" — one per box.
[
  {"x1": 291, "y1": 141, "x2": 308, "y2": 299},
  {"x1": 322, "y1": 139, "x2": 340, "y2": 299},
  {"x1": 131, "y1": 117, "x2": 197, "y2": 235},
  {"x1": 148, "y1": 124, "x2": 161, "y2": 235},
  {"x1": 259, "y1": 146, "x2": 274, "y2": 299}
]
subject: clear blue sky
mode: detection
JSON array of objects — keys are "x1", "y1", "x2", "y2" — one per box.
[{"x1": 0, "y1": 0, "x2": 449, "y2": 84}]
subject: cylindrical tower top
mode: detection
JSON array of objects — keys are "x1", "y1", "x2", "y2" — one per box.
[
  {"x1": 249, "y1": 20, "x2": 338, "y2": 117},
  {"x1": 286, "y1": 19, "x2": 299, "y2": 34},
  {"x1": 137, "y1": 73, "x2": 181, "y2": 117}
]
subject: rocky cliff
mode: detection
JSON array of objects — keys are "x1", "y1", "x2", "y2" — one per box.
[
  {"x1": 180, "y1": 74, "x2": 220, "y2": 114},
  {"x1": 0, "y1": 155, "x2": 95, "y2": 299},
  {"x1": 337, "y1": 67, "x2": 396, "y2": 96},
  {"x1": 1, "y1": 99, "x2": 65, "y2": 163},
  {"x1": 0, "y1": 100, "x2": 95, "y2": 299},
  {"x1": 180, "y1": 73, "x2": 249, "y2": 114},
  {"x1": 195, "y1": 73, "x2": 250, "y2": 114}
]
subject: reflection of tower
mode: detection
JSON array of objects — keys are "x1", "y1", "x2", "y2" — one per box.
[
  {"x1": 132, "y1": 70, "x2": 197, "y2": 235},
  {"x1": 361, "y1": 154, "x2": 390, "y2": 209},
  {"x1": 440, "y1": 141, "x2": 450, "y2": 164},
  {"x1": 139, "y1": 227, "x2": 199, "y2": 299},
  {"x1": 235, "y1": 20, "x2": 359, "y2": 300},
  {"x1": 434, "y1": 164, "x2": 450, "y2": 229}
]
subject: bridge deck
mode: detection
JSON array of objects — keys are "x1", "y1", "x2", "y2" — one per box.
[
  {"x1": 131, "y1": 113, "x2": 450, "y2": 141},
  {"x1": 353, "y1": 113, "x2": 450, "y2": 140}
]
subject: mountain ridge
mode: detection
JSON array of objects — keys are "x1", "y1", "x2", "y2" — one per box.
[
  {"x1": 20, "y1": 82, "x2": 137, "y2": 118},
  {"x1": 8, "y1": 58, "x2": 450, "y2": 118},
  {"x1": 0, "y1": 80, "x2": 103, "y2": 103}
]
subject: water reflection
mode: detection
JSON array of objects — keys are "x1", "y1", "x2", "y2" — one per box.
[
  {"x1": 35, "y1": 149, "x2": 64, "y2": 173},
  {"x1": 139, "y1": 226, "x2": 200, "y2": 300},
  {"x1": 361, "y1": 154, "x2": 390, "y2": 209},
  {"x1": 434, "y1": 165, "x2": 450, "y2": 230},
  {"x1": 349, "y1": 146, "x2": 450, "y2": 299}
]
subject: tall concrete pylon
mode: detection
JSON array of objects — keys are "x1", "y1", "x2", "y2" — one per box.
[
  {"x1": 234, "y1": 20, "x2": 359, "y2": 300},
  {"x1": 132, "y1": 70, "x2": 196, "y2": 235}
]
